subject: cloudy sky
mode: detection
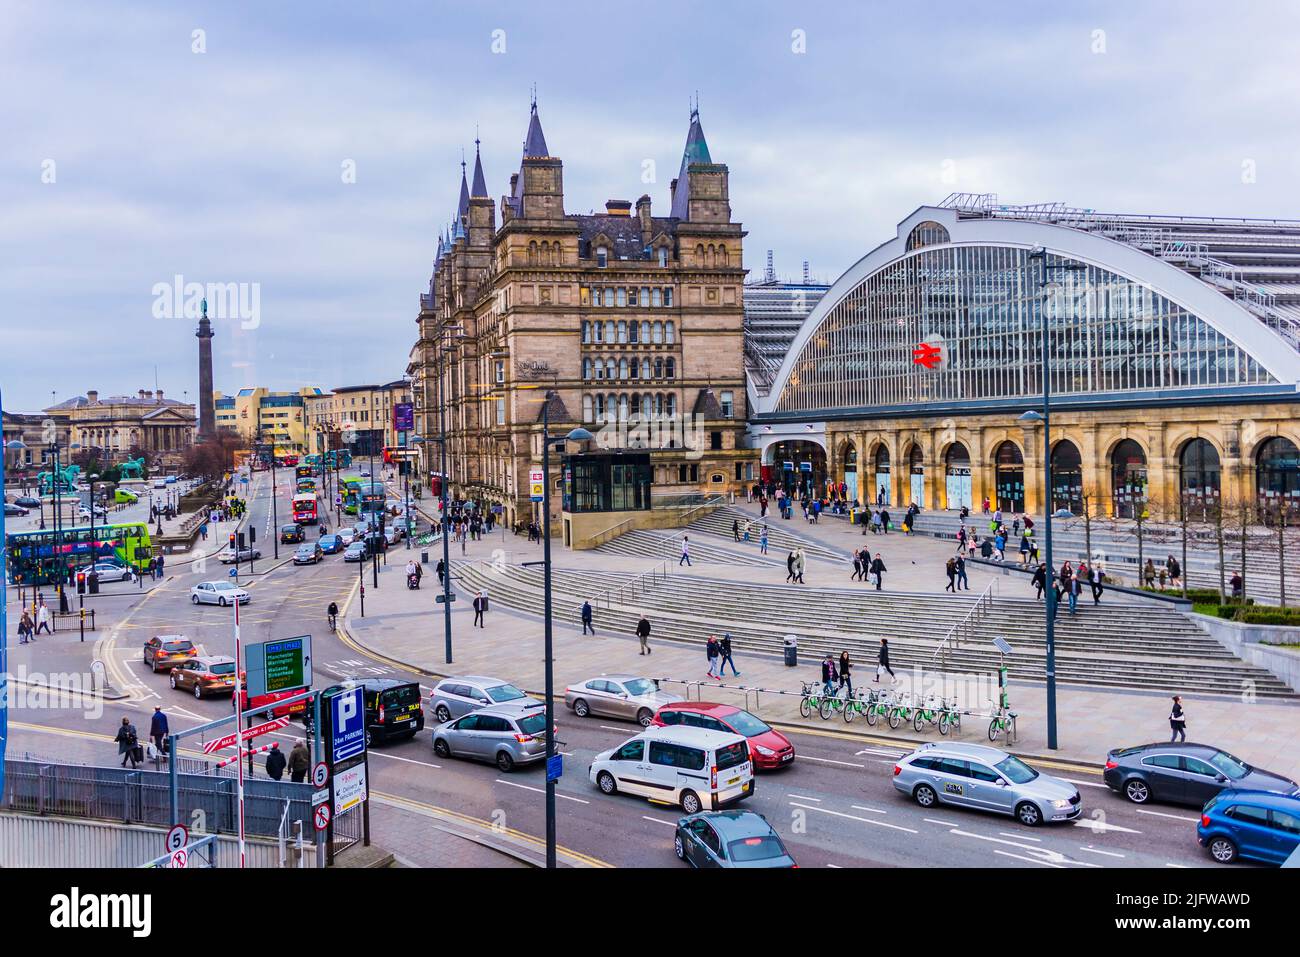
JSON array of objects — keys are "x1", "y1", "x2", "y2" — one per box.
[{"x1": 2, "y1": 0, "x2": 1298, "y2": 411}]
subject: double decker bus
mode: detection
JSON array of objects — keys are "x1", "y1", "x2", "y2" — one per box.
[
  {"x1": 295, "y1": 465, "x2": 313, "y2": 481},
  {"x1": 281, "y1": 454, "x2": 299, "y2": 467},
  {"x1": 291, "y1": 493, "x2": 318, "y2": 526},
  {"x1": 341, "y1": 477, "x2": 364, "y2": 515},
  {"x1": 359, "y1": 481, "x2": 387, "y2": 519},
  {"x1": 296, "y1": 476, "x2": 317, "y2": 495},
  {"x1": 5, "y1": 523, "x2": 152, "y2": 585}
]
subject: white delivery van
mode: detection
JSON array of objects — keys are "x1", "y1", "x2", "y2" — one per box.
[{"x1": 589, "y1": 724, "x2": 754, "y2": 815}]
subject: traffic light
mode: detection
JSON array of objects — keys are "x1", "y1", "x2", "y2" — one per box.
[
  {"x1": 237, "y1": 531, "x2": 246, "y2": 550},
  {"x1": 76, "y1": 572, "x2": 86, "y2": 595},
  {"x1": 248, "y1": 526, "x2": 256, "y2": 544},
  {"x1": 229, "y1": 533, "x2": 236, "y2": 548}
]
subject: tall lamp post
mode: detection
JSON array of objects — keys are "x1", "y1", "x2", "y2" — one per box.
[
  {"x1": 1018, "y1": 248, "x2": 1086, "y2": 752},
  {"x1": 2, "y1": 431, "x2": 29, "y2": 799}
]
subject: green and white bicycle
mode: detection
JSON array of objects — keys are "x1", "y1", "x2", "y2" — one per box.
[
  {"x1": 798, "y1": 682, "x2": 825, "y2": 719},
  {"x1": 863, "y1": 688, "x2": 895, "y2": 727},
  {"x1": 987, "y1": 703, "x2": 1018, "y2": 743}
]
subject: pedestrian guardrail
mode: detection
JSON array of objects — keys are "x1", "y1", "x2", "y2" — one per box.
[
  {"x1": 593, "y1": 560, "x2": 671, "y2": 610},
  {"x1": 965, "y1": 557, "x2": 1193, "y2": 608},
  {"x1": 933, "y1": 580, "x2": 996, "y2": 667}
]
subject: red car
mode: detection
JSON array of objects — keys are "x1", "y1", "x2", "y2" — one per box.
[
  {"x1": 233, "y1": 683, "x2": 308, "y2": 720},
  {"x1": 652, "y1": 702, "x2": 795, "y2": 770}
]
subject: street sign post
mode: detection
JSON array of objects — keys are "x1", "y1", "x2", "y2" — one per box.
[
  {"x1": 529, "y1": 468, "x2": 544, "y2": 502},
  {"x1": 165, "y1": 824, "x2": 189, "y2": 854},
  {"x1": 546, "y1": 753, "x2": 563, "y2": 783},
  {"x1": 244, "y1": 635, "x2": 313, "y2": 699},
  {"x1": 312, "y1": 761, "x2": 329, "y2": 788},
  {"x1": 327, "y1": 686, "x2": 365, "y2": 763},
  {"x1": 322, "y1": 684, "x2": 371, "y2": 864},
  {"x1": 313, "y1": 804, "x2": 331, "y2": 831}
]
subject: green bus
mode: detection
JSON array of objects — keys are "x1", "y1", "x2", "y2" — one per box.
[
  {"x1": 5, "y1": 522, "x2": 153, "y2": 585},
  {"x1": 342, "y1": 477, "x2": 364, "y2": 515}
]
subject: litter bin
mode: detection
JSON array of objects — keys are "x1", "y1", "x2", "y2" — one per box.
[
  {"x1": 421, "y1": 551, "x2": 429, "y2": 564},
  {"x1": 783, "y1": 635, "x2": 798, "y2": 667}
]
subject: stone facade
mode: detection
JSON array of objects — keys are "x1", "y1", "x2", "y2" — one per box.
[
  {"x1": 40, "y1": 390, "x2": 196, "y2": 469},
  {"x1": 408, "y1": 104, "x2": 754, "y2": 530}
]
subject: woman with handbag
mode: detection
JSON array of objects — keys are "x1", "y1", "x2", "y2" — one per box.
[{"x1": 115, "y1": 717, "x2": 141, "y2": 769}]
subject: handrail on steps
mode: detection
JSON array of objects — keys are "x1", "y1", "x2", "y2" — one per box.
[{"x1": 933, "y1": 579, "x2": 997, "y2": 668}]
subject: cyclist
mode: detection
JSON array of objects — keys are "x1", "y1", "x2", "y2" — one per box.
[{"x1": 327, "y1": 600, "x2": 338, "y2": 632}]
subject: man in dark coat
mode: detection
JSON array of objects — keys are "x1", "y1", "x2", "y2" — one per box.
[
  {"x1": 149, "y1": 706, "x2": 169, "y2": 761},
  {"x1": 875, "y1": 638, "x2": 896, "y2": 682},
  {"x1": 265, "y1": 742, "x2": 287, "y2": 780},
  {"x1": 581, "y1": 600, "x2": 595, "y2": 635},
  {"x1": 636, "y1": 614, "x2": 652, "y2": 655},
  {"x1": 870, "y1": 553, "x2": 887, "y2": 590},
  {"x1": 288, "y1": 740, "x2": 310, "y2": 783}
]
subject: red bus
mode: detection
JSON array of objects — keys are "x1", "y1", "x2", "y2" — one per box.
[
  {"x1": 281, "y1": 454, "x2": 299, "y2": 467},
  {"x1": 291, "y1": 493, "x2": 318, "y2": 525}
]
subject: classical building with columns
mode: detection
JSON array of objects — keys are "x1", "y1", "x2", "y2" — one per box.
[
  {"x1": 408, "y1": 101, "x2": 753, "y2": 530},
  {"x1": 45, "y1": 390, "x2": 197, "y2": 468},
  {"x1": 752, "y1": 197, "x2": 1300, "y2": 522}
]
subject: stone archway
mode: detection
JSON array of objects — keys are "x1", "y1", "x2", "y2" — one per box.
[
  {"x1": 838, "y1": 441, "x2": 858, "y2": 503},
  {"x1": 1178, "y1": 437, "x2": 1221, "y2": 521},
  {"x1": 993, "y1": 440, "x2": 1024, "y2": 513},
  {"x1": 871, "y1": 443, "x2": 891, "y2": 506},
  {"x1": 1050, "y1": 439, "x2": 1084, "y2": 515},
  {"x1": 943, "y1": 442, "x2": 972, "y2": 510},
  {"x1": 1255, "y1": 436, "x2": 1300, "y2": 521},
  {"x1": 1110, "y1": 438, "x2": 1148, "y2": 519},
  {"x1": 906, "y1": 443, "x2": 925, "y2": 508}
]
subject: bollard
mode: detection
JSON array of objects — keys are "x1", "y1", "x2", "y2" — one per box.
[{"x1": 79, "y1": 607, "x2": 85, "y2": 642}]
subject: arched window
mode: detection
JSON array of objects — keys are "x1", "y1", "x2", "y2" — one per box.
[
  {"x1": 594, "y1": 395, "x2": 605, "y2": 418},
  {"x1": 618, "y1": 394, "x2": 629, "y2": 420},
  {"x1": 653, "y1": 321, "x2": 663, "y2": 344},
  {"x1": 616, "y1": 288, "x2": 627, "y2": 307},
  {"x1": 581, "y1": 321, "x2": 591, "y2": 343},
  {"x1": 640, "y1": 320, "x2": 650, "y2": 342},
  {"x1": 664, "y1": 358, "x2": 675, "y2": 378},
  {"x1": 943, "y1": 443, "x2": 972, "y2": 510},
  {"x1": 596, "y1": 245, "x2": 608, "y2": 268},
  {"x1": 658, "y1": 247, "x2": 668, "y2": 267},
  {"x1": 617, "y1": 320, "x2": 627, "y2": 343},
  {"x1": 1111, "y1": 439, "x2": 1148, "y2": 519},
  {"x1": 593, "y1": 320, "x2": 603, "y2": 343},
  {"x1": 993, "y1": 441, "x2": 1024, "y2": 513},
  {"x1": 651, "y1": 289, "x2": 662, "y2": 308},
  {"x1": 619, "y1": 358, "x2": 629, "y2": 379},
  {"x1": 666, "y1": 394, "x2": 677, "y2": 415},
  {"x1": 1255, "y1": 436, "x2": 1300, "y2": 519},
  {"x1": 606, "y1": 359, "x2": 616, "y2": 380},
  {"x1": 605, "y1": 319, "x2": 616, "y2": 342},
  {"x1": 582, "y1": 395, "x2": 593, "y2": 422},
  {"x1": 528, "y1": 241, "x2": 538, "y2": 264},
  {"x1": 641, "y1": 394, "x2": 653, "y2": 416},
  {"x1": 1050, "y1": 440, "x2": 1084, "y2": 515},
  {"x1": 655, "y1": 394, "x2": 664, "y2": 415},
  {"x1": 665, "y1": 320, "x2": 675, "y2": 344},
  {"x1": 582, "y1": 358, "x2": 592, "y2": 379},
  {"x1": 641, "y1": 358, "x2": 652, "y2": 379},
  {"x1": 654, "y1": 358, "x2": 664, "y2": 378},
  {"x1": 696, "y1": 244, "x2": 705, "y2": 264},
  {"x1": 906, "y1": 221, "x2": 951, "y2": 250},
  {"x1": 1179, "y1": 438, "x2": 1220, "y2": 519},
  {"x1": 606, "y1": 393, "x2": 617, "y2": 422}
]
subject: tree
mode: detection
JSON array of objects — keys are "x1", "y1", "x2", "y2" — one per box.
[{"x1": 184, "y1": 434, "x2": 243, "y2": 479}]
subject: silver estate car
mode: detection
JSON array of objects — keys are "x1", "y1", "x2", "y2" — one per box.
[
  {"x1": 428, "y1": 675, "x2": 530, "y2": 723},
  {"x1": 564, "y1": 674, "x2": 683, "y2": 727},
  {"x1": 893, "y1": 742, "x2": 1082, "y2": 827},
  {"x1": 432, "y1": 700, "x2": 551, "y2": 772}
]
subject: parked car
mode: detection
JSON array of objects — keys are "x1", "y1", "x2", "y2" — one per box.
[
  {"x1": 169, "y1": 656, "x2": 237, "y2": 698},
  {"x1": 338, "y1": 678, "x2": 425, "y2": 746},
  {"x1": 1198, "y1": 790, "x2": 1300, "y2": 865},
  {"x1": 319, "y1": 534, "x2": 343, "y2": 554},
  {"x1": 14, "y1": 496, "x2": 42, "y2": 508},
  {"x1": 190, "y1": 581, "x2": 251, "y2": 606},
  {"x1": 1104, "y1": 742, "x2": 1299, "y2": 807},
  {"x1": 565, "y1": 674, "x2": 682, "y2": 726},
  {"x1": 143, "y1": 635, "x2": 197, "y2": 672},
  {"x1": 77, "y1": 505, "x2": 107, "y2": 520},
  {"x1": 90, "y1": 561, "x2": 132, "y2": 582},
  {"x1": 4, "y1": 503, "x2": 28, "y2": 516},
  {"x1": 428, "y1": 676, "x2": 530, "y2": 723},
  {"x1": 220, "y1": 546, "x2": 262, "y2": 564},
  {"x1": 293, "y1": 543, "x2": 324, "y2": 565},
  {"x1": 153, "y1": 479, "x2": 167, "y2": 489},
  {"x1": 590, "y1": 725, "x2": 755, "y2": 815},
  {"x1": 432, "y1": 700, "x2": 551, "y2": 772},
  {"x1": 893, "y1": 742, "x2": 1082, "y2": 827},
  {"x1": 652, "y1": 701, "x2": 795, "y2": 769},
  {"x1": 235, "y1": 685, "x2": 307, "y2": 720},
  {"x1": 343, "y1": 542, "x2": 368, "y2": 562},
  {"x1": 280, "y1": 524, "x2": 304, "y2": 544},
  {"x1": 674, "y1": 810, "x2": 797, "y2": 868},
  {"x1": 382, "y1": 525, "x2": 401, "y2": 546}
]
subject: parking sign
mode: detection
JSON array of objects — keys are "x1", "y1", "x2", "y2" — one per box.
[{"x1": 329, "y1": 686, "x2": 366, "y2": 764}]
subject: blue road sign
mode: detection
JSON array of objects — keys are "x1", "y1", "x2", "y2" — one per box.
[
  {"x1": 228, "y1": 568, "x2": 237, "y2": 577},
  {"x1": 330, "y1": 686, "x2": 366, "y2": 764},
  {"x1": 546, "y1": 753, "x2": 563, "y2": 783}
]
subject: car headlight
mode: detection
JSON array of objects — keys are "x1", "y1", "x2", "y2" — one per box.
[
  {"x1": 1051, "y1": 799, "x2": 1071, "y2": 809},
  {"x1": 754, "y1": 745, "x2": 775, "y2": 757}
]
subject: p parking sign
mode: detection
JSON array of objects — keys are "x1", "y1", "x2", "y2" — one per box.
[{"x1": 327, "y1": 685, "x2": 366, "y2": 764}]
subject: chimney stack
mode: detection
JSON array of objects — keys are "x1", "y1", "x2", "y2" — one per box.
[
  {"x1": 138, "y1": 389, "x2": 147, "y2": 400},
  {"x1": 86, "y1": 390, "x2": 98, "y2": 405},
  {"x1": 636, "y1": 194, "x2": 653, "y2": 247},
  {"x1": 156, "y1": 388, "x2": 164, "y2": 403}
]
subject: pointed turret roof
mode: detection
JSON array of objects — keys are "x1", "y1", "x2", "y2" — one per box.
[
  {"x1": 670, "y1": 106, "x2": 712, "y2": 221},
  {"x1": 522, "y1": 100, "x2": 548, "y2": 158},
  {"x1": 456, "y1": 156, "x2": 470, "y2": 222},
  {"x1": 470, "y1": 137, "x2": 488, "y2": 198}
]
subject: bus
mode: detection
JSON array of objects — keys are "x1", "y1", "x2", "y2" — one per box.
[
  {"x1": 291, "y1": 493, "x2": 318, "y2": 526},
  {"x1": 281, "y1": 454, "x2": 299, "y2": 467},
  {"x1": 359, "y1": 482, "x2": 387, "y2": 519},
  {"x1": 5, "y1": 523, "x2": 152, "y2": 585},
  {"x1": 295, "y1": 465, "x2": 313, "y2": 480},
  {"x1": 296, "y1": 477, "x2": 317, "y2": 495},
  {"x1": 342, "y1": 477, "x2": 364, "y2": 515}
]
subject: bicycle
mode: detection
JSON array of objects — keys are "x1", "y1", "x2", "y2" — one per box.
[
  {"x1": 938, "y1": 697, "x2": 962, "y2": 736},
  {"x1": 987, "y1": 703, "x2": 1018, "y2": 743},
  {"x1": 327, "y1": 613, "x2": 337, "y2": 633},
  {"x1": 912, "y1": 694, "x2": 942, "y2": 734},
  {"x1": 887, "y1": 690, "x2": 915, "y2": 731},
  {"x1": 818, "y1": 682, "x2": 851, "y2": 720},
  {"x1": 798, "y1": 682, "x2": 824, "y2": 719},
  {"x1": 842, "y1": 687, "x2": 874, "y2": 724},
  {"x1": 863, "y1": 688, "x2": 894, "y2": 727}
]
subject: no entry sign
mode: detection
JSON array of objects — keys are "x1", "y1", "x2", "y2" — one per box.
[{"x1": 313, "y1": 804, "x2": 332, "y2": 831}]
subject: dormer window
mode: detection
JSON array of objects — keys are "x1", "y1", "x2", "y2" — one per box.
[
  {"x1": 596, "y1": 245, "x2": 608, "y2": 268},
  {"x1": 658, "y1": 247, "x2": 668, "y2": 267}
]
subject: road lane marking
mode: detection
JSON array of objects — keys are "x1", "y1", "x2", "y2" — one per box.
[
  {"x1": 598, "y1": 725, "x2": 630, "y2": 733},
  {"x1": 786, "y1": 794, "x2": 822, "y2": 802},
  {"x1": 1078, "y1": 846, "x2": 1126, "y2": 859},
  {"x1": 495, "y1": 778, "x2": 590, "y2": 804},
  {"x1": 849, "y1": 805, "x2": 888, "y2": 815},
  {"x1": 951, "y1": 828, "x2": 1103, "y2": 868},
  {"x1": 1073, "y1": 818, "x2": 1141, "y2": 834},
  {"x1": 787, "y1": 801, "x2": 918, "y2": 834},
  {"x1": 1165, "y1": 862, "x2": 1189, "y2": 868},
  {"x1": 1061, "y1": 777, "x2": 1108, "y2": 789},
  {"x1": 855, "y1": 747, "x2": 907, "y2": 757},
  {"x1": 642, "y1": 816, "x2": 677, "y2": 827},
  {"x1": 1001, "y1": 832, "x2": 1040, "y2": 841},
  {"x1": 796, "y1": 755, "x2": 864, "y2": 768},
  {"x1": 1135, "y1": 808, "x2": 1200, "y2": 823},
  {"x1": 994, "y1": 849, "x2": 1062, "y2": 868}
]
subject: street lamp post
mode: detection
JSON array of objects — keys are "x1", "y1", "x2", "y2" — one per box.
[{"x1": 1020, "y1": 249, "x2": 1086, "y2": 752}]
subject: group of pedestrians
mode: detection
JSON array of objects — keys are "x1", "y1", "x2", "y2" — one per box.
[
  {"x1": 943, "y1": 554, "x2": 970, "y2": 591},
  {"x1": 16, "y1": 598, "x2": 52, "y2": 643},
  {"x1": 704, "y1": 633, "x2": 740, "y2": 678},
  {"x1": 1142, "y1": 555, "x2": 1184, "y2": 591},
  {"x1": 819, "y1": 639, "x2": 897, "y2": 698},
  {"x1": 785, "y1": 547, "x2": 807, "y2": 584},
  {"x1": 849, "y1": 548, "x2": 887, "y2": 589},
  {"x1": 862, "y1": 507, "x2": 891, "y2": 535},
  {"x1": 1029, "y1": 559, "x2": 1104, "y2": 615}
]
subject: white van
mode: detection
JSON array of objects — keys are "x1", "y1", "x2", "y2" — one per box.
[{"x1": 589, "y1": 725, "x2": 754, "y2": 815}]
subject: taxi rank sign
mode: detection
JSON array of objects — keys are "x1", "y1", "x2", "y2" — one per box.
[{"x1": 244, "y1": 635, "x2": 313, "y2": 698}]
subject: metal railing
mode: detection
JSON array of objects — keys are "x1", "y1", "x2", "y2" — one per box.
[
  {"x1": 588, "y1": 516, "x2": 638, "y2": 548},
  {"x1": 594, "y1": 560, "x2": 671, "y2": 610},
  {"x1": 933, "y1": 580, "x2": 998, "y2": 667}
]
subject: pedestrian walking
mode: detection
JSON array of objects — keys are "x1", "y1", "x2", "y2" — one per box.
[
  {"x1": 265, "y1": 742, "x2": 287, "y2": 781},
  {"x1": 838, "y1": 651, "x2": 853, "y2": 698},
  {"x1": 1019, "y1": 533, "x2": 1031, "y2": 566},
  {"x1": 955, "y1": 554, "x2": 969, "y2": 590},
  {"x1": 1169, "y1": 695, "x2": 1187, "y2": 742},
  {"x1": 1143, "y1": 559, "x2": 1157, "y2": 590},
  {"x1": 149, "y1": 706, "x2": 169, "y2": 761},
  {"x1": 35, "y1": 599, "x2": 51, "y2": 635},
  {"x1": 17, "y1": 610, "x2": 34, "y2": 644},
  {"x1": 994, "y1": 531, "x2": 1006, "y2": 562},
  {"x1": 793, "y1": 548, "x2": 806, "y2": 584},
  {"x1": 706, "y1": 635, "x2": 720, "y2": 679},
  {"x1": 945, "y1": 557, "x2": 957, "y2": 592},
  {"x1": 821, "y1": 654, "x2": 839, "y2": 697},
  {"x1": 636, "y1": 614, "x2": 652, "y2": 655},
  {"x1": 288, "y1": 740, "x2": 310, "y2": 783},
  {"x1": 1089, "y1": 563, "x2": 1104, "y2": 605},
  {"x1": 679, "y1": 536, "x2": 691, "y2": 567},
  {"x1": 1067, "y1": 572, "x2": 1081, "y2": 614},
  {"x1": 1166, "y1": 554, "x2": 1182, "y2": 590},
  {"x1": 1230, "y1": 571, "x2": 1244, "y2": 600},
  {"x1": 732, "y1": 518, "x2": 740, "y2": 542},
  {"x1": 1031, "y1": 562, "x2": 1047, "y2": 600},
  {"x1": 115, "y1": 717, "x2": 140, "y2": 769},
  {"x1": 852, "y1": 552, "x2": 864, "y2": 582},
  {"x1": 581, "y1": 600, "x2": 595, "y2": 635},
  {"x1": 786, "y1": 549, "x2": 797, "y2": 583},
  {"x1": 874, "y1": 638, "x2": 896, "y2": 682},
  {"x1": 472, "y1": 591, "x2": 487, "y2": 628},
  {"x1": 719, "y1": 632, "x2": 740, "y2": 676},
  {"x1": 759, "y1": 525, "x2": 769, "y2": 555},
  {"x1": 879, "y1": 508, "x2": 891, "y2": 534},
  {"x1": 870, "y1": 552, "x2": 886, "y2": 590}
]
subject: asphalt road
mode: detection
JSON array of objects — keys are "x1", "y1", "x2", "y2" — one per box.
[{"x1": 9, "y1": 468, "x2": 1223, "y2": 869}]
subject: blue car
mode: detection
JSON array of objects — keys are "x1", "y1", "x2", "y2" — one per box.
[
  {"x1": 1198, "y1": 790, "x2": 1300, "y2": 865},
  {"x1": 319, "y1": 534, "x2": 342, "y2": 554}
]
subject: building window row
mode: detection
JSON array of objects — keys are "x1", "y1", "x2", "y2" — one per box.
[
  {"x1": 582, "y1": 392, "x2": 679, "y2": 422},
  {"x1": 582, "y1": 356, "x2": 676, "y2": 380},
  {"x1": 582, "y1": 319, "x2": 676, "y2": 345},
  {"x1": 586, "y1": 287, "x2": 675, "y2": 309}
]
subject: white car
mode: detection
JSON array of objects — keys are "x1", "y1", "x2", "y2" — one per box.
[
  {"x1": 78, "y1": 505, "x2": 107, "y2": 520},
  {"x1": 90, "y1": 562, "x2": 131, "y2": 582},
  {"x1": 337, "y1": 528, "x2": 357, "y2": 546},
  {"x1": 190, "y1": 580, "x2": 251, "y2": 606},
  {"x1": 153, "y1": 480, "x2": 167, "y2": 489}
]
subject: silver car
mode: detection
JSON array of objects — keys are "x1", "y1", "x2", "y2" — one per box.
[
  {"x1": 428, "y1": 675, "x2": 530, "y2": 723},
  {"x1": 564, "y1": 673, "x2": 683, "y2": 727},
  {"x1": 189, "y1": 580, "x2": 251, "y2": 606},
  {"x1": 892, "y1": 742, "x2": 1082, "y2": 827},
  {"x1": 432, "y1": 700, "x2": 551, "y2": 772}
]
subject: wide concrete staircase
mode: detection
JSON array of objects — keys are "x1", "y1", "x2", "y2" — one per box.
[
  {"x1": 458, "y1": 563, "x2": 1295, "y2": 698},
  {"x1": 897, "y1": 510, "x2": 1299, "y2": 603},
  {"x1": 596, "y1": 528, "x2": 777, "y2": 567},
  {"x1": 684, "y1": 506, "x2": 846, "y2": 562}
]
